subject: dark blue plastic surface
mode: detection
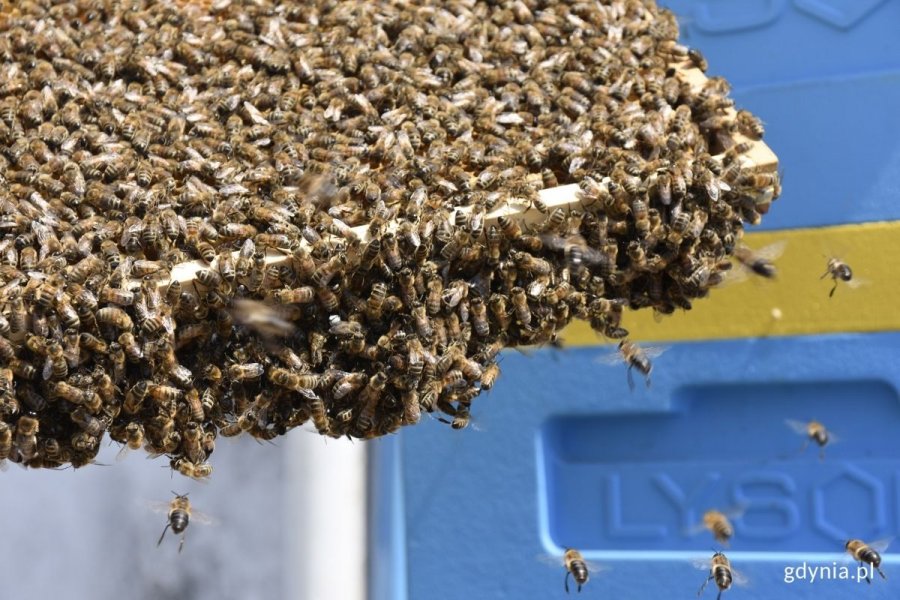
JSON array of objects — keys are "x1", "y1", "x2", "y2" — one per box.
[{"x1": 369, "y1": 2, "x2": 900, "y2": 599}]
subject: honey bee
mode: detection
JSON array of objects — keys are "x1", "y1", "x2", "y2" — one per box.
[
  {"x1": 735, "y1": 110, "x2": 764, "y2": 140},
  {"x1": 229, "y1": 299, "x2": 296, "y2": 339},
  {"x1": 153, "y1": 492, "x2": 215, "y2": 553},
  {"x1": 116, "y1": 422, "x2": 145, "y2": 461},
  {"x1": 845, "y1": 539, "x2": 889, "y2": 583},
  {"x1": 733, "y1": 241, "x2": 786, "y2": 279},
  {"x1": 686, "y1": 507, "x2": 746, "y2": 546},
  {"x1": 562, "y1": 549, "x2": 591, "y2": 593},
  {"x1": 510, "y1": 287, "x2": 532, "y2": 328},
  {"x1": 43, "y1": 341, "x2": 68, "y2": 380},
  {"x1": 171, "y1": 458, "x2": 213, "y2": 480},
  {"x1": 97, "y1": 307, "x2": 134, "y2": 332},
  {"x1": 821, "y1": 258, "x2": 861, "y2": 297},
  {"x1": 597, "y1": 341, "x2": 666, "y2": 390},
  {"x1": 15, "y1": 414, "x2": 39, "y2": 462},
  {"x1": 227, "y1": 362, "x2": 265, "y2": 382},
  {"x1": 785, "y1": 419, "x2": 837, "y2": 460},
  {"x1": 0, "y1": 422, "x2": 10, "y2": 466},
  {"x1": 697, "y1": 552, "x2": 747, "y2": 600}
]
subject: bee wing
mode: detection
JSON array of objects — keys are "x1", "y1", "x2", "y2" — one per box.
[
  {"x1": 594, "y1": 350, "x2": 624, "y2": 366},
  {"x1": 539, "y1": 234, "x2": 567, "y2": 251},
  {"x1": 868, "y1": 537, "x2": 894, "y2": 553},
  {"x1": 190, "y1": 510, "x2": 219, "y2": 527},
  {"x1": 785, "y1": 419, "x2": 810, "y2": 436},
  {"x1": 845, "y1": 277, "x2": 869, "y2": 289},
  {"x1": 684, "y1": 520, "x2": 711, "y2": 537},
  {"x1": 754, "y1": 240, "x2": 787, "y2": 262},
  {"x1": 641, "y1": 345, "x2": 668, "y2": 359},
  {"x1": 691, "y1": 557, "x2": 712, "y2": 571},
  {"x1": 536, "y1": 553, "x2": 564, "y2": 568},
  {"x1": 144, "y1": 500, "x2": 172, "y2": 515},
  {"x1": 731, "y1": 567, "x2": 751, "y2": 587},
  {"x1": 115, "y1": 445, "x2": 132, "y2": 463}
]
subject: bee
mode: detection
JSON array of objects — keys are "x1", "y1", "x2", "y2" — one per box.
[
  {"x1": 511, "y1": 251, "x2": 552, "y2": 276},
  {"x1": 686, "y1": 507, "x2": 746, "y2": 546},
  {"x1": 687, "y1": 48, "x2": 708, "y2": 72},
  {"x1": 510, "y1": 287, "x2": 532, "y2": 327},
  {"x1": 412, "y1": 304, "x2": 433, "y2": 340},
  {"x1": 0, "y1": 422, "x2": 10, "y2": 466},
  {"x1": 733, "y1": 241, "x2": 786, "y2": 279},
  {"x1": 154, "y1": 492, "x2": 214, "y2": 553},
  {"x1": 227, "y1": 363, "x2": 265, "y2": 382},
  {"x1": 15, "y1": 414, "x2": 39, "y2": 461},
  {"x1": 735, "y1": 110, "x2": 764, "y2": 140},
  {"x1": 597, "y1": 341, "x2": 666, "y2": 390},
  {"x1": 43, "y1": 341, "x2": 68, "y2": 380},
  {"x1": 229, "y1": 299, "x2": 296, "y2": 339},
  {"x1": 785, "y1": 419, "x2": 837, "y2": 460},
  {"x1": 356, "y1": 371, "x2": 388, "y2": 432},
  {"x1": 562, "y1": 549, "x2": 590, "y2": 593},
  {"x1": 116, "y1": 422, "x2": 145, "y2": 461},
  {"x1": 52, "y1": 381, "x2": 100, "y2": 411},
  {"x1": 697, "y1": 552, "x2": 747, "y2": 600},
  {"x1": 71, "y1": 407, "x2": 107, "y2": 437},
  {"x1": 821, "y1": 258, "x2": 861, "y2": 297},
  {"x1": 845, "y1": 539, "x2": 889, "y2": 583},
  {"x1": 97, "y1": 307, "x2": 134, "y2": 331}
]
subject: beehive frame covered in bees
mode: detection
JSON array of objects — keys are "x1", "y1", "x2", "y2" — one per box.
[{"x1": 0, "y1": 0, "x2": 777, "y2": 476}]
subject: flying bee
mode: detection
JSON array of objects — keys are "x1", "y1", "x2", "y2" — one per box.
[
  {"x1": 538, "y1": 549, "x2": 606, "y2": 594},
  {"x1": 152, "y1": 492, "x2": 216, "y2": 553},
  {"x1": 821, "y1": 258, "x2": 862, "y2": 297},
  {"x1": 785, "y1": 419, "x2": 838, "y2": 460},
  {"x1": 686, "y1": 507, "x2": 746, "y2": 546},
  {"x1": 229, "y1": 299, "x2": 296, "y2": 339},
  {"x1": 596, "y1": 341, "x2": 666, "y2": 390},
  {"x1": 562, "y1": 549, "x2": 590, "y2": 594},
  {"x1": 845, "y1": 538, "x2": 890, "y2": 583},
  {"x1": 732, "y1": 241, "x2": 786, "y2": 279},
  {"x1": 696, "y1": 552, "x2": 747, "y2": 600}
]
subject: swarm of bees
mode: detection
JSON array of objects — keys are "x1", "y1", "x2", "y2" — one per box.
[{"x1": 0, "y1": 0, "x2": 779, "y2": 475}]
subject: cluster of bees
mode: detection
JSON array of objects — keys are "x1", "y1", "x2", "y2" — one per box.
[{"x1": 0, "y1": 0, "x2": 779, "y2": 475}]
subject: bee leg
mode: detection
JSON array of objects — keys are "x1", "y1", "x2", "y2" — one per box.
[
  {"x1": 716, "y1": 591, "x2": 722, "y2": 600},
  {"x1": 178, "y1": 532, "x2": 186, "y2": 553},
  {"x1": 564, "y1": 571, "x2": 571, "y2": 594},
  {"x1": 829, "y1": 281, "x2": 837, "y2": 298},
  {"x1": 157, "y1": 523, "x2": 171, "y2": 547},
  {"x1": 697, "y1": 574, "x2": 713, "y2": 597},
  {"x1": 877, "y1": 566, "x2": 886, "y2": 580},
  {"x1": 860, "y1": 562, "x2": 871, "y2": 584},
  {"x1": 626, "y1": 367, "x2": 635, "y2": 392}
]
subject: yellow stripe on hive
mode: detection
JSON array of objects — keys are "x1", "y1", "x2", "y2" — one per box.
[{"x1": 561, "y1": 221, "x2": 900, "y2": 347}]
